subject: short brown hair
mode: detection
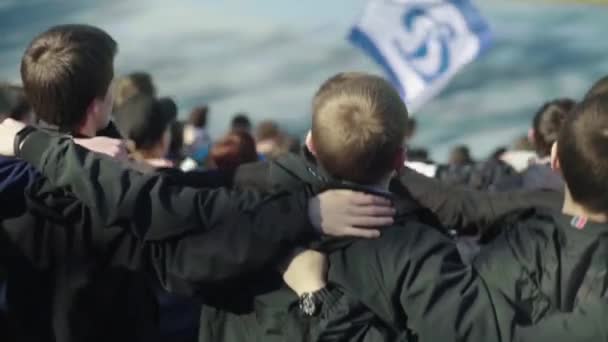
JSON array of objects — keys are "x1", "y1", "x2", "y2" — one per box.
[
  {"x1": 557, "y1": 96, "x2": 608, "y2": 213},
  {"x1": 255, "y1": 120, "x2": 280, "y2": 141},
  {"x1": 21, "y1": 24, "x2": 117, "y2": 130},
  {"x1": 311, "y1": 72, "x2": 408, "y2": 184},
  {"x1": 114, "y1": 72, "x2": 156, "y2": 108}
]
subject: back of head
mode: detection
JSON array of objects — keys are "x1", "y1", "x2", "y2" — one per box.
[
  {"x1": 0, "y1": 84, "x2": 32, "y2": 123},
  {"x1": 584, "y1": 75, "x2": 608, "y2": 100},
  {"x1": 449, "y1": 145, "x2": 473, "y2": 166},
  {"x1": 21, "y1": 24, "x2": 117, "y2": 130},
  {"x1": 188, "y1": 106, "x2": 208, "y2": 128},
  {"x1": 532, "y1": 98, "x2": 576, "y2": 157},
  {"x1": 255, "y1": 120, "x2": 280, "y2": 141},
  {"x1": 557, "y1": 96, "x2": 608, "y2": 214},
  {"x1": 115, "y1": 94, "x2": 177, "y2": 152},
  {"x1": 211, "y1": 131, "x2": 258, "y2": 171},
  {"x1": 312, "y1": 72, "x2": 408, "y2": 185},
  {"x1": 231, "y1": 113, "x2": 251, "y2": 133},
  {"x1": 114, "y1": 72, "x2": 156, "y2": 108}
]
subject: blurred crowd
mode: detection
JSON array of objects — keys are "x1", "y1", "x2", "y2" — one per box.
[
  {"x1": 3, "y1": 23, "x2": 608, "y2": 342},
  {"x1": 3, "y1": 70, "x2": 581, "y2": 192}
]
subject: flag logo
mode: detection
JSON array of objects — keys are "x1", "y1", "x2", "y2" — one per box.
[{"x1": 349, "y1": 0, "x2": 492, "y2": 112}]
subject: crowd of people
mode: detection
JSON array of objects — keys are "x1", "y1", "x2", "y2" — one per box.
[{"x1": 0, "y1": 23, "x2": 608, "y2": 342}]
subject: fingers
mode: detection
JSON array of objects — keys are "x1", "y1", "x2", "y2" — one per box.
[
  {"x1": 347, "y1": 215, "x2": 394, "y2": 227},
  {"x1": 340, "y1": 227, "x2": 381, "y2": 239},
  {"x1": 347, "y1": 204, "x2": 395, "y2": 217},
  {"x1": 347, "y1": 191, "x2": 393, "y2": 206}
]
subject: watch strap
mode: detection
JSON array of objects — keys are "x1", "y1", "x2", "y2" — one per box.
[{"x1": 299, "y1": 286, "x2": 333, "y2": 317}]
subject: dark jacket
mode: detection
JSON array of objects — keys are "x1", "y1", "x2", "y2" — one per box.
[
  {"x1": 208, "y1": 150, "x2": 608, "y2": 342},
  {"x1": 234, "y1": 149, "x2": 563, "y2": 237},
  {"x1": 1, "y1": 129, "x2": 319, "y2": 342},
  {"x1": 397, "y1": 167, "x2": 562, "y2": 236},
  {"x1": 435, "y1": 158, "x2": 522, "y2": 192},
  {"x1": 202, "y1": 150, "x2": 443, "y2": 342},
  {"x1": 17, "y1": 128, "x2": 318, "y2": 293},
  {"x1": 0, "y1": 157, "x2": 40, "y2": 341}
]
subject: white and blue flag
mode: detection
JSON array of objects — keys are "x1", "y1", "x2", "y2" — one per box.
[{"x1": 349, "y1": 0, "x2": 492, "y2": 111}]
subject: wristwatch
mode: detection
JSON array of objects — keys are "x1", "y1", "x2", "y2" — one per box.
[{"x1": 298, "y1": 287, "x2": 332, "y2": 317}]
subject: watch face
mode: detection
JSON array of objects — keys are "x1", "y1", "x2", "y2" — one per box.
[{"x1": 299, "y1": 293, "x2": 317, "y2": 316}]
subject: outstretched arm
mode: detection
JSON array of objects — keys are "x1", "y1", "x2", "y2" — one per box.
[
  {"x1": 398, "y1": 168, "x2": 562, "y2": 236},
  {"x1": 0, "y1": 121, "x2": 394, "y2": 294}
]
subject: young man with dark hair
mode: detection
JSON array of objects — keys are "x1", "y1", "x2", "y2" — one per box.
[
  {"x1": 0, "y1": 25, "x2": 395, "y2": 342},
  {"x1": 21, "y1": 24, "x2": 117, "y2": 135},
  {"x1": 115, "y1": 94, "x2": 177, "y2": 167}
]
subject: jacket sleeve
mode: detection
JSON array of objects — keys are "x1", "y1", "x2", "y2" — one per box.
[
  {"x1": 398, "y1": 168, "x2": 562, "y2": 236},
  {"x1": 17, "y1": 131, "x2": 318, "y2": 293}
]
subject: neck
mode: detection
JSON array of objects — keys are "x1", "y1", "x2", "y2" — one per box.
[
  {"x1": 76, "y1": 120, "x2": 98, "y2": 138},
  {"x1": 361, "y1": 173, "x2": 393, "y2": 193},
  {"x1": 140, "y1": 147, "x2": 164, "y2": 160},
  {"x1": 562, "y1": 189, "x2": 608, "y2": 223}
]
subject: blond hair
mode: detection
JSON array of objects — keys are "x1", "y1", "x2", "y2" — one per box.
[{"x1": 311, "y1": 72, "x2": 408, "y2": 184}]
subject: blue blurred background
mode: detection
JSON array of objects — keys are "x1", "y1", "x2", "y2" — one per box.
[{"x1": 1, "y1": 0, "x2": 607, "y2": 160}]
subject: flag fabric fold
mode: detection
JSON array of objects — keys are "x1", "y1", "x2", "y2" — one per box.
[{"x1": 349, "y1": 0, "x2": 492, "y2": 112}]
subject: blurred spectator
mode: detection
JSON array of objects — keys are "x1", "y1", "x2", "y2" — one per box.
[
  {"x1": 500, "y1": 135, "x2": 536, "y2": 172},
  {"x1": 167, "y1": 120, "x2": 185, "y2": 163},
  {"x1": 255, "y1": 119, "x2": 280, "y2": 142},
  {"x1": 183, "y1": 105, "x2": 211, "y2": 157},
  {"x1": 448, "y1": 145, "x2": 473, "y2": 167},
  {"x1": 406, "y1": 148, "x2": 432, "y2": 163},
  {"x1": 404, "y1": 117, "x2": 417, "y2": 141},
  {"x1": 0, "y1": 84, "x2": 34, "y2": 124},
  {"x1": 287, "y1": 135, "x2": 301, "y2": 154},
  {"x1": 210, "y1": 131, "x2": 258, "y2": 171},
  {"x1": 490, "y1": 146, "x2": 507, "y2": 160},
  {"x1": 255, "y1": 120, "x2": 290, "y2": 159},
  {"x1": 231, "y1": 113, "x2": 252, "y2": 133},
  {"x1": 513, "y1": 135, "x2": 534, "y2": 151},
  {"x1": 115, "y1": 94, "x2": 177, "y2": 167},
  {"x1": 521, "y1": 98, "x2": 575, "y2": 191},
  {"x1": 531, "y1": 98, "x2": 575, "y2": 158},
  {"x1": 437, "y1": 155, "x2": 520, "y2": 192},
  {"x1": 402, "y1": 117, "x2": 432, "y2": 163},
  {"x1": 113, "y1": 72, "x2": 156, "y2": 109}
]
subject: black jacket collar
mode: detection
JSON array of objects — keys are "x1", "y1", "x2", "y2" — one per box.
[{"x1": 273, "y1": 146, "x2": 421, "y2": 218}]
